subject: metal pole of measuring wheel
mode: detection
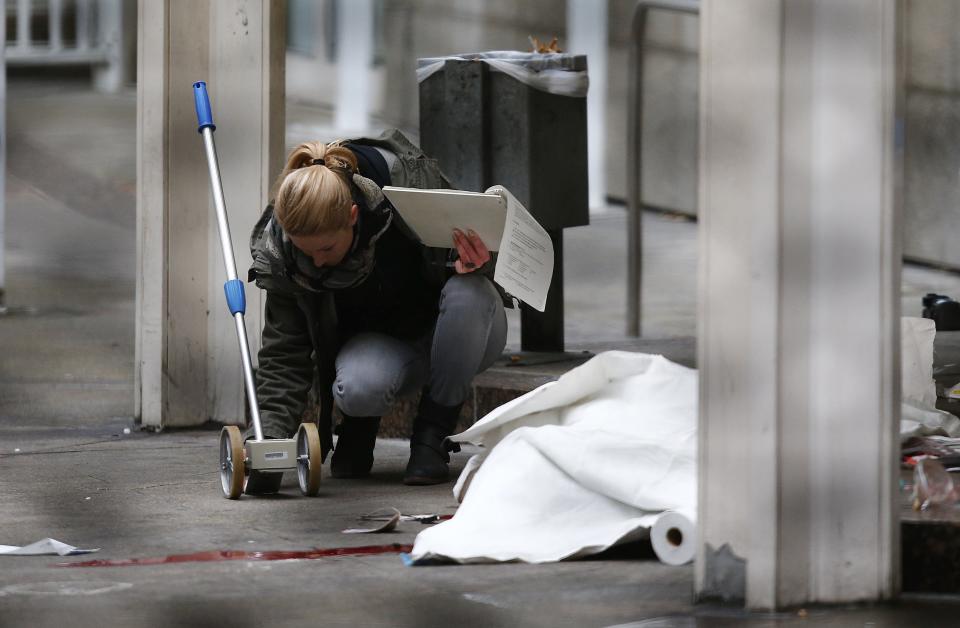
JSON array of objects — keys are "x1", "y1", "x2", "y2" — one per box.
[{"x1": 192, "y1": 81, "x2": 264, "y2": 442}]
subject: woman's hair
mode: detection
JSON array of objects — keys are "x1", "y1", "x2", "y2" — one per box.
[{"x1": 272, "y1": 141, "x2": 358, "y2": 235}]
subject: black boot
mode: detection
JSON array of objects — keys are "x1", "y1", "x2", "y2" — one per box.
[
  {"x1": 330, "y1": 416, "x2": 381, "y2": 478},
  {"x1": 403, "y1": 394, "x2": 463, "y2": 486}
]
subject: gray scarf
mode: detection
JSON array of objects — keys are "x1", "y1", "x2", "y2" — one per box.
[{"x1": 274, "y1": 205, "x2": 392, "y2": 292}]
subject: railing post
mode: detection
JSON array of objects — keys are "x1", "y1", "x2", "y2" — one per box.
[
  {"x1": 93, "y1": 0, "x2": 124, "y2": 92},
  {"x1": 77, "y1": 0, "x2": 92, "y2": 50},
  {"x1": 16, "y1": 0, "x2": 31, "y2": 51},
  {"x1": 626, "y1": 0, "x2": 700, "y2": 337},
  {"x1": 49, "y1": 0, "x2": 63, "y2": 52}
]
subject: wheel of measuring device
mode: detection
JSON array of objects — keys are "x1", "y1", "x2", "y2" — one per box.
[
  {"x1": 219, "y1": 426, "x2": 246, "y2": 499},
  {"x1": 296, "y1": 422, "x2": 322, "y2": 496}
]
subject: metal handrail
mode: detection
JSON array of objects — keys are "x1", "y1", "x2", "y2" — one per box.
[{"x1": 626, "y1": 0, "x2": 699, "y2": 337}]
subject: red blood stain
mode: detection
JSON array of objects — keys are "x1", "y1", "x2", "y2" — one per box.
[{"x1": 56, "y1": 543, "x2": 414, "y2": 568}]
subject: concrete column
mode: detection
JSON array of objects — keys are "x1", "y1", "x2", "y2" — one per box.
[
  {"x1": 335, "y1": 0, "x2": 374, "y2": 133},
  {"x1": 567, "y1": 0, "x2": 608, "y2": 210},
  {"x1": 1, "y1": 12, "x2": 6, "y2": 309},
  {"x1": 93, "y1": 0, "x2": 125, "y2": 92},
  {"x1": 136, "y1": 0, "x2": 285, "y2": 429},
  {"x1": 696, "y1": 0, "x2": 901, "y2": 610}
]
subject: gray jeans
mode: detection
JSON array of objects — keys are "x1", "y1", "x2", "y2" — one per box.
[{"x1": 333, "y1": 274, "x2": 507, "y2": 415}]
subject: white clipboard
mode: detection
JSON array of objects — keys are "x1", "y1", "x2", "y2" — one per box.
[
  {"x1": 381, "y1": 187, "x2": 507, "y2": 251},
  {"x1": 383, "y1": 184, "x2": 554, "y2": 312}
]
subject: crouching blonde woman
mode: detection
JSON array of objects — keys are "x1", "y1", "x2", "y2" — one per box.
[{"x1": 246, "y1": 130, "x2": 508, "y2": 491}]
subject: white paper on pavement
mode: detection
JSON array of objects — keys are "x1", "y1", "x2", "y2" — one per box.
[
  {"x1": 342, "y1": 508, "x2": 401, "y2": 534},
  {"x1": 488, "y1": 185, "x2": 553, "y2": 312},
  {"x1": 0, "y1": 538, "x2": 100, "y2": 556},
  {"x1": 408, "y1": 351, "x2": 697, "y2": 565}
]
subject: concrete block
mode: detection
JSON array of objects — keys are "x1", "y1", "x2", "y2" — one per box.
[{"x1": 419, "y1": 57, "x2": 589, "y2": 231}]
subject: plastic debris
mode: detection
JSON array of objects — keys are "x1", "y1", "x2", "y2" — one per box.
[
  {"x1": 912, "y1": 457, "x2": 959, "y2": 511},
  {"x1": 357, "y1": 509, "x2": 452, "y2": 525}
]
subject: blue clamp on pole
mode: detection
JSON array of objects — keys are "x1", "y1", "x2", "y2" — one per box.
[
  {"x1": 193, "y1": 81, "x2": 216, "y2": 133},
  {"x1": 224, "y1": 279, "x2": 246, "y2": 315}
]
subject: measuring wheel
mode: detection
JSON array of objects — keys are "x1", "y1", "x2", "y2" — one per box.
[
  {"x1": 219, "y1": 426, "x2": 246, "y2": 499},
  {"x1": 296, "y1": 423, "x2": 322, "y2": 496}
]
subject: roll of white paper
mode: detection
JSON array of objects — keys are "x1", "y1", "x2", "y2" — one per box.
[{"x1": 651, "y1": 510, "x2": 696, "y2": 566}]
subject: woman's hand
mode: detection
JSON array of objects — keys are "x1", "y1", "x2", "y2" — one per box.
[{"x1": 452, "y1": 228, "x2": 491, "y2": 274}]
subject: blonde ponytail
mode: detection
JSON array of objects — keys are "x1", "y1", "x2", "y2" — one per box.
[{"x1": 272, "y1": 141, "x2": 359, "y2": 235}]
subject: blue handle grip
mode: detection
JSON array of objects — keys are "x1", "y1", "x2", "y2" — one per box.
[
  {"x1": 193, "y1": 81, "x2": 216, "y2": 133},
  {"x1": 224, "y1": 279, "x2": 246, "y2": 315}
]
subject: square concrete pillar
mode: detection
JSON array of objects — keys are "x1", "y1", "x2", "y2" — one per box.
[
  {"x1": 697, "y1": 0, "x2": 902, "y2": 609},
  {"x1": 136, "y1": 0, "x2": 285, "y2": 428}
]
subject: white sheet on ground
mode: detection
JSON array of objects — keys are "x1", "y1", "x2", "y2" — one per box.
[
  {"x1": 409, "y1": 351, "x2": 697, "y2": 564},
  {"x1": 901, "y1": 317, "x2": 960, "y2": 440},
  {"x1": 411, "y1": 319, "x2": 955, "y2": 564}
]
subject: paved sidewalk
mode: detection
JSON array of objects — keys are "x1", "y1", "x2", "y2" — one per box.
[
  {"x1": 0, "y1": 428, "x2": 695, "y2": 628},
  {"x1": 3, "y1": 427, "x2": 960, "y2": 628}
]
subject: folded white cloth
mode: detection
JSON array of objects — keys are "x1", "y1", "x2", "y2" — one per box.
[
  {"x1": 410, "y1": 351, "x2": 697, "y2": 564},
  {"x1": 901, "y1": 317, "x2": 960, "y2": 440}
]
